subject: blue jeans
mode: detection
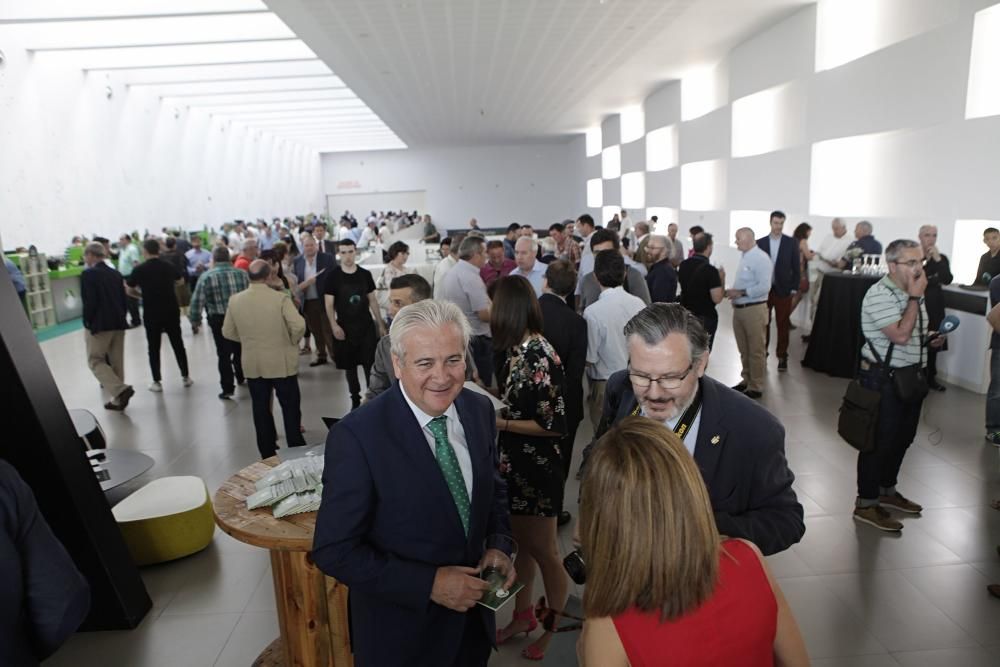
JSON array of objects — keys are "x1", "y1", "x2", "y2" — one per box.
[{"x1": 987, "y1": 348, "x2": 1000, "y2": 432}]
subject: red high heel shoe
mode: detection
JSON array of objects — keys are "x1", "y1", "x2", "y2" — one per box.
[{"x1": 496, "y1": 607, "x2": 537, "y2": 645}]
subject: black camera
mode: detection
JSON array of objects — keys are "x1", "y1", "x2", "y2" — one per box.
[{"x1": 563, "y1": 549, "x2": 586, "y2": 585}]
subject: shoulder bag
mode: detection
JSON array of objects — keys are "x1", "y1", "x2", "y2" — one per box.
[{"x1": 837, "y1": 338, "x2": 889, "y2": 453}]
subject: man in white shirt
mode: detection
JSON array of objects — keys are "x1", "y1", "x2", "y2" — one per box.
[
  {"x1": 441, "y1": 236, "x2": 494, "y2": 385},
  {"x1": 620, "y1": 209, "x2": 634, "y2": 243},
  {"x1": 510, "y1": 236, "x2": 546, "y2": 297},
  {"x1": 433, "y1": 237, "x2": 460, "y2": 300},
  {"x1": 575, "y1": 213, "x2": 598, "y2": 297},
  {"x1": 583, "y1": 250, "x2": 646, "y2": 432},
  {"x1": 809, "y1": 218, "x2": 853, "y2": 322}
]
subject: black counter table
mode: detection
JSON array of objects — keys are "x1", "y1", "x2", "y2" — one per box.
[{"x1": 802, "y1": 272, "x2": 880, "y2": 378}]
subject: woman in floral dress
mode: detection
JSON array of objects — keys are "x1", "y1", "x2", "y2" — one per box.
[{"x1": 491, "y1": 276, "x2": 568, "y2": 661}]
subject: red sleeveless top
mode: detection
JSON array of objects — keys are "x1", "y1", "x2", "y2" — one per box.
[{"x1": 612, "y1": 539, "x2": 777, "y2": 666}]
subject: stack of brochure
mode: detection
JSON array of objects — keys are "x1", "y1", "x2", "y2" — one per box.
[{"x1": 245, "y1": 455, "x2": 325, "y2": 517}]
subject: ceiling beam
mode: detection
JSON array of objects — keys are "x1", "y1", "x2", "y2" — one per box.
[
  {"x1": 84, "y1": 57, "x2": 319, "y2": 72},
  {"x1": 0, "y1": 10, "x2": 270, "y2": 25},
  {"x1": 29, "y1": 37, "x2": 298, "y2": 52}
]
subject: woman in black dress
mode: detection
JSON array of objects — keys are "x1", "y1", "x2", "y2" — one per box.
[{"x1": 491, "y1": 276, "x2": 568, "y2": 661}]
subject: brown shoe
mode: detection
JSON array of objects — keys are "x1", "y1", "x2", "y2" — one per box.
[
  {"x1": 853, "y1": 505, "x2": 903, "y2": 532},
  {"x1": 878, "y1": 492, "x2": 922, "y2": 514},
  {"x1": 116, "y1": 385, "x2": 135, "y2": 409}
]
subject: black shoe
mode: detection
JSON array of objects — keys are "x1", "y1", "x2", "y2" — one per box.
[
  {"x1": 928, "y1": 381, "x2": 946, "y2": 392},
  {"x1": 778, "y1": 358, "x2": 788, "y2": 372},
  {"x1": 309, "y1": 358, "x2": 328, "y2": 367},
  {"x1": 789, "y1": 323, "x2": 798, "y2": 331},
  {"x1": 732, "y1": 382, "x2": 748, "y2": 392},
  {"x1": 218, "y1": 392, "x2": 233, "y2": 400},
  {"x1": 802, "y1": 335, "x2": 811, "y2": 343},
  {"x1": 558, "y1": 511, "x2": 572, "y2": 527},
  {"x1": 236, "y1": 377, "x2": 246, "y2": 386},
  {"x1": 744, "y1": 390, "x2": 763, "y2": 399},
  {"x1": 116, "y1": 385, "x2": 135, "y2": 408},
  {"x1": 351, "y1": 396, "x2": 362, "y2": 410}
]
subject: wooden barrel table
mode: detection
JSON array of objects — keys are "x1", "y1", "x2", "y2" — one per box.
[{"x1": 213, "y1": 457, "x2": 353, "y2": 667}]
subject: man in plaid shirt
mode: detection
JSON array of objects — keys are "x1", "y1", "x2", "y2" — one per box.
[{"x1": 189, "y1": 246, "x2": 250, "y2": 399}]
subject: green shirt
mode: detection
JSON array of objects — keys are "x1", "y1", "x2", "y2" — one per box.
[{"x1": 861, "y1": 275, "x2": 927, "y2": 368}]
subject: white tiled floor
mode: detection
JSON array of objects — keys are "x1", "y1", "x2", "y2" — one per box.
[{"x1": 38, "y1": 308, "x2": 1000, "y2": 666}]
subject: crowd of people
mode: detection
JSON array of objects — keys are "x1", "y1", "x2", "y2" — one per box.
[{"x1": 63, "y1": 207, "x2": 1000, "y2": 666}]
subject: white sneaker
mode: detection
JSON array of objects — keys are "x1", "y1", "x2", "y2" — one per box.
[
  {"x1": 182, "y1": 376, "x2": 194, "y2": 388},
  {"x1": 148, "y1": 381, "x2": 163, "y2": 393}
]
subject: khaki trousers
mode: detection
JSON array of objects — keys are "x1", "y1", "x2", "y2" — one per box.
[
  {"x1": 809, "y1": 271, "x2": 825, "y2": 324},
  {"x1": 732, "y1": 303, "x2": 768, "y2": 393},
  {"x1": 86, "y1": 329, "x2": 127, "y2": 398},
  {"x1": 587, "y1": 378, "x2": 608, "y2": 433}
]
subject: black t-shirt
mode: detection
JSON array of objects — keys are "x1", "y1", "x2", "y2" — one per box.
[
  {"x1": 678, "y1": 255, "x2": 722, "y2": 318},
  {"x1": 126, "y1": 257, "x2": 181, "y2": 320},
  {"x1": 324, "y1": 266, "x2": 376, "y2": 335},
  {"x1": 975, "y1": 250, "x2": 1000, "y2": 286}
]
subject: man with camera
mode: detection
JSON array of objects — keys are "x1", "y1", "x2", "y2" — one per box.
[
  {"x1": 581, "y1": 303, "x2": 805, "y2": 556},
  {"x1": 853, "y1": 239, "x2": 945, "y2": 532}
]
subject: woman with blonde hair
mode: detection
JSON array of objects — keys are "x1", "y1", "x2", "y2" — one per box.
[{"x1": 578, "y1": 417, "x2": 809, "y2": 666}]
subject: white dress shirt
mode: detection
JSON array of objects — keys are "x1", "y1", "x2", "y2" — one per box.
[
  {"x1": 814, "y1": 233, "x2": 854, "y2": 278},
  {"x1": 400, "y1": 384, "x2": 473, "y2": 498},
  {"x1": 642, "y1": 406, "x2": 702, "y2": 457},
  {"x1": 583, "y1": 286, "x2": 647, "y2": 380},
  {"x1": 433, "y1": 255, "x2": 458, "y2": 300}
]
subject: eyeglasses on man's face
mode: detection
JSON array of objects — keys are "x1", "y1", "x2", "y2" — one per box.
[
  {"x1": 627, "y1": 363, "x2": 694, "y2": 391},
  {"x1": 891, "y1": 259, "x2": 924, "y2": 269}
]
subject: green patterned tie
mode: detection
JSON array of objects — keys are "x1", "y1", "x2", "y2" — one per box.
[{"x1": 427, "y1": 415, "x2": 471, "y2": 535}]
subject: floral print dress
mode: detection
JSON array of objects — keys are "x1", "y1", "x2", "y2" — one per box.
[{"x1": 498, "y1": 335, "x2": 568, "y2": 517}]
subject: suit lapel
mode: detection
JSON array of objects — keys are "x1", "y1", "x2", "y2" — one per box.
[
  {"x1": 455, "y1": 390, "x2": 489, "y2": 542},
  {"x1": 692, "y1": 378, "x2": 728, "y2": 485}
]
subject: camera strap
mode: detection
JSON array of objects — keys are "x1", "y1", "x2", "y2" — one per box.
[{"x1": 629, "y1": 388, "x2": 702, "y2": 441}]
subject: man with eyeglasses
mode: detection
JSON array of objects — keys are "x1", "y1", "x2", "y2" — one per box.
[
  {"x1": 582, "y1": 303, "x2": 804, "y2": 556},
  {"x1": 853, "y1": 239, "x2": 944, "y2": 532}
]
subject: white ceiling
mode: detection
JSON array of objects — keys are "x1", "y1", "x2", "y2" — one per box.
[
  {"x1": 0, "y1": 0, "x2": 405, "y2": 152},
  {"x1": 265, "y1": 0, "x2": 813, "y2": 148}
]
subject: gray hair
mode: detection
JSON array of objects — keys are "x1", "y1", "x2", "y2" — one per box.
[
  {"x1": 515, "y1": 236, "x2": 538, "y2": 253},
  {"x1": 390, "y1": 299, "x2": 471, "y2": 361},
  {"x1": 84, "y1": 242, "x2": 105, "y2": 258},
  {"x1": 856, "y1": 220, "x2": 873, "y2": 235},
  {"x1": 624, "y1": 303, "x2": 710, "y2": 363},
  {"x1": 457, "y1": 235, "x2": 485, "y2": 261},
  {"x1": 885, "y1": 239, "x2": 919, "y2": 264}
]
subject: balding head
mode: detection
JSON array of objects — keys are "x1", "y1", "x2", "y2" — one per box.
[
  {"x1": 735, "y1": 227, "x2": 756, "y2": 252},
  {"x1": 247, "y1": 259, "x2": 271, "y2": 282},
  {"x1": 514, "y1": 235, "x2": 538, "y2": 272}
]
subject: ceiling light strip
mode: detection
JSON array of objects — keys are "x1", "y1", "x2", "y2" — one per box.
[
  {"x1": 84, "y1": 57, "x2": 320, "y2": 72},
  {"x1": 127, "y1": 73, "x2": 337, "y2": 87},
  {"x1": 157, "y1": 85, "x2": 345, "y2": 97},
  {"x1": 0, "y1": 10, "x2": 270, "y2": 25},
  {"x1": 29, "y1": 37, "x2": 300, "y2": 52}
]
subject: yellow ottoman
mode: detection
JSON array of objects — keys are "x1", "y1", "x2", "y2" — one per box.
[{"x1": 112, "y1": 476, "x2": 215, "y2": 565}]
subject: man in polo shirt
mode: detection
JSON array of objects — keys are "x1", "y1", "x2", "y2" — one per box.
[
  {"x1": 854, "y1": 239, "x2": 945, "y2": 532},
  {"x1": 441, "y1": 236, "x2": 494, "y2": 386},
  {"x1": 583, "y1": 250, "x2": 646, "y2": 432},
  {"x1": 510, "y1": 236, "x2": 546, "y2": 297},
  {"x1": 726, "y1": 227, "x2": 773, "y2": 399}
]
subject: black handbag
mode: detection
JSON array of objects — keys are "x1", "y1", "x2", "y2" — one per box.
[
  {"x1": 888, "y1": 308, "x2": 929, "y2": 404},
  {"x1": 838, "y1": 378, "x2": 881, "y2": 453}
]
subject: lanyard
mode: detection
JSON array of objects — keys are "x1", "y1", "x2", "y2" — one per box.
[{"x1": 629, "y1": 389, "x2": 702, "y2": 441}]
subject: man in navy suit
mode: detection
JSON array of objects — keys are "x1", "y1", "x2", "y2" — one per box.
[
  {"x1": 756, "y1": 211, "x2": 800, "y2": 372},
  {"x1": 293, "y1": 235, "x2": 337, "y2": 366},
  {"x1": 313, "y1": 299, "x2": 513, "y2": 666},
  {"x1": 585, "y1": 303, "x2": 804, "y2": 555}
]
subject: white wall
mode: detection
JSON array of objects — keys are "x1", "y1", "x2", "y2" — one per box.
[
  {"x1": 571, "y1": 0, "x2": 1000, "y2": 280},
  {"x1": 0, "y1": 27, "x2": 325, "y2": 256},
  {"x1": 320, "y1": 142, "x2": 576, "y2": 232}
]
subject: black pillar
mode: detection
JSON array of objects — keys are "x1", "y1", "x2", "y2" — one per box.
[{"x1": 0, "y1": 259, "x2": 150, "y2": 629}]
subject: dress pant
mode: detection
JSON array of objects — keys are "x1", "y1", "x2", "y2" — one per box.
[
  {"x1": 345, "y1": 362, "x2": 373, "y2": 405},
  {"x1": 144, "y1": 317, "x2": 189, "y2": 382},
  {"x1": 766, "y1": 290, "x2": 794, "y2": 359},
  {"x1": 587, "y1": 378, "x2": 608, "y2": 433},
  {"x1": 697, "y1": 313, "x2": 719, "y2": 351},
  {"x1": 856, "y1": 365, "x2": 924, "y2": 500},
  {"x1": 987, "y1": 348, "x2": 1000, "y2": 432},
  {"x1": 126, "y1": 294, "x2": 141, "y2": 325},
  {"x1": 302, "y1": 298, "x2": 333, "y2": 360},
  {"x1": 208, "y1": 313, "x2": 243, "y2": 393},
  {"x1": 732, "y1": 303, "x2": 768, "y2": 393},
  {"x1": 470, "y1": 334, "x2": 495, "y2": 387},
  {"x1": 247, "y1": 375, "x2": 307, "y2": 459},
  {"x1": 85, "y1": 329, "x2": 127, "y2": 398}
]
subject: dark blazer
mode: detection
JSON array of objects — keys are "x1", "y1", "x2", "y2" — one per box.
[
  {"x1": 646, "y1": 259, "x2": 678, "y2": 303},
  {"x1": 756, "y1": 235, "x2": 801, "y2": 297},
  {"x1": 539, "y1": 293, "x2": 587, "y2": 426},
  {"x1": 312, "y1": 384, "x2": 511, "y2": 666},
  {"x1": 923, "y1": 254, "x2": 953, "y2": 328},
  {"x1": 292, "y1": 252, "x2": 336, "y2": 302},
  {"x1": 590, "y1": 372, "x2": 805, "y2": 556},
  {"x1": 80, "y1": 263, "x2": 128, "y2": 334},
  {"x1": 0, "y1": 460, "x2": 90, "y2": 666}
]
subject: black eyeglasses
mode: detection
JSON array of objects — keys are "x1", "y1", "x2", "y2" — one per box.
[{"x1": 627, "y1": 363, "x2": 694, "y2": 390}]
